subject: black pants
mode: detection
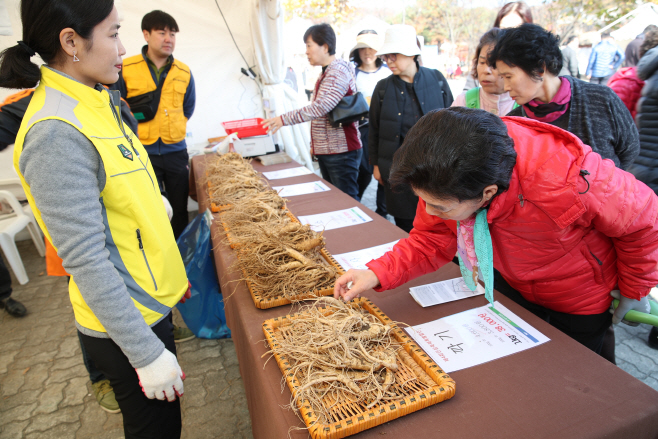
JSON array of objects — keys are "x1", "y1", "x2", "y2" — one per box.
[
  {"x1": 375, "y1": 184, "x2": 388, "y2": 218},
  {"x1": 493, "y1": 270, "x2": 615, "y2": 362},
  {"x1": 0, "y1": 253, "x2": 12, "y2": 301},
  {"x1": 358, "y1": 125, "x2": 387, "y2": 216},
  {"x1": 357, "y1": 125, "x2": 372, "y2": 200},
  {"x1": 394, "y1": 217, "x2": 414, "y2": 234},
  {"x1": 316, "y1": 149, "x2": 362, "y2": 201},
  {"x1": 150, "y1": 150, "x2": 190, "y2": 239},
  {"x1": 79, "y1": 314, "x2": 181, "y2": 439}
]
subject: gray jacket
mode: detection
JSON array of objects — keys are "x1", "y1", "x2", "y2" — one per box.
[{"x1": 559, "y1": 46, "x2": 579, "y2": 78}]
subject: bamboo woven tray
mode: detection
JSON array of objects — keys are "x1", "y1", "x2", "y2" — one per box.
[
  {"x1": 262, "y1": 298, "x2": 456, "y2": 438},
  {"x1": 238, "y1": 247, "x2": 344, "y2": 309}
]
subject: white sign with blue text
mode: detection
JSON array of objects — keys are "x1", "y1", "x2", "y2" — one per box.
[{"x1": 406, "y1": 301, "x2": 550, "y2": 373}]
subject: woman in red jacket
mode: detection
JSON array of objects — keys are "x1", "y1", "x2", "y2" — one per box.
[
  {"x1": 608, "y1": 30, "x2": 658, "y2": 120},
  {"x1": 335, "y1": 107, "x2": 657, "y2": 359}
]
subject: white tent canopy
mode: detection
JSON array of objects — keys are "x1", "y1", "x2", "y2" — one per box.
[
  {"x1": 0, "y1": 0, "x2": 311, "y2": 166},
  {"x1": 251, "y1": 1, "x2": 312, "y2": 169},
  {"x1": 605, "y1": 3, "x2": 658, "y2": 41}
]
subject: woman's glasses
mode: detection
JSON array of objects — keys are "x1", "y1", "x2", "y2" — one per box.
[{"x1": 379, "y1": 53, "x2": 397, "y2": 63}]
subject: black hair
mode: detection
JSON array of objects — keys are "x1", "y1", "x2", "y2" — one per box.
[
  {"x1": 351, "y1": 30, "x2": 383, "y2": 68},
  {"x1": 389, "y1": 107, "x2": 517, "y2": 202},
  {"x1": 601, "y1": 32, "x2": 611, "y2": 39},
  {"x1": 0, "y1": 0, "x2": 114, "y2": 89},
  {"x1": 471, "y1": 28, "x2": 501, "y2": 80},
  {"x1": 141, "y1": 10, "x2": 179, "y2": 33},
  {"x1": 640, "y1": 30, "x2": 658, "y2": 59},
  {"x1": 487, "y1": 23, "x2": 563, "y2": 80},
  {"x1": 493, "y1": 1, "x2": 533, "y2": 28},
  {"x1": 303, "y1": 24, "x2": 336, "y2": 56}
]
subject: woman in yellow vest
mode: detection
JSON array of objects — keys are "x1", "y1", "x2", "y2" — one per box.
[{"x1": 0, "y1": 1, "x2": 188, "y2": 437}]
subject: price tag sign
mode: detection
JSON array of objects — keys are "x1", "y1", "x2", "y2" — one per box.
[{"x1": 406, "y1": 301, "x2": 550, "y2": 372}]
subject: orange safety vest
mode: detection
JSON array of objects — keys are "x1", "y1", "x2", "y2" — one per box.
[{"x1": 122, "y1": 54, "x2": 191, "y2": 145}]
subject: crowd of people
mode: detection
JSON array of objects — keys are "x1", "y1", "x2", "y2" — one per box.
[
  {"x1": 260, "y1": 1, "x2": 658, "y2": 376},
  {"x1": 0, "y1": 0, "x2": 657, "y2": 438}
]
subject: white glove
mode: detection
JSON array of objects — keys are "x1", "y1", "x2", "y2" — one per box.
[
  {"x1": 162, "y1": 195, "x2": 173, "y2": 220},
  {"x1": 135, "y1": 349, "x2": 185, "y2": 401},
  {"x1": 610, "y1": 290, "x2": 651, "y2": 326}
]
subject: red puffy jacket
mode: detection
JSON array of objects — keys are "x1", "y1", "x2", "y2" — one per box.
[
  {"x1": 608, "y1": 67, "x2": 644, "y2": 120},
  {"x1": 367, "y1": 117, "x2": 658, "y2": 315}
]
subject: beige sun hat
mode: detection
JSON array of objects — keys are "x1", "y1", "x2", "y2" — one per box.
[
  {"x1": 349, "y1": 33, "x2": 382, "y2": 58},
  {"x1": 377, "y1": 24, "x2": 421, "y2": 57}
]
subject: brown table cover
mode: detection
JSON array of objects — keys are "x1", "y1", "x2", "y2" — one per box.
[{"x1": 191, "y1": 154, "x2": 658, "y2": 439}]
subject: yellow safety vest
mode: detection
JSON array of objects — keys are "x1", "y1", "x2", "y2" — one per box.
[
  {"x1": 122, "y1": 54, "x2": 191, "y2": 145},
  {"x1": 13, "y1": 66, "x2": 188, "y2": 333}
]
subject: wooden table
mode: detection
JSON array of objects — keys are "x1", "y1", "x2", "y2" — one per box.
[{"x1": 190, "y1": 154, "x2": 658, "y2": 439}]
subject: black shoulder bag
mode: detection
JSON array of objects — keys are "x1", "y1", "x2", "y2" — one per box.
[
  {"x1": 327, "y1": 67, "x2": 369, "y2": 127},
  {"x1": 126, "y1": 78, "x2": 165, "y2": 122},
  {"x1": 327, "y1": 91, "x2": 369, "y2": 127}
]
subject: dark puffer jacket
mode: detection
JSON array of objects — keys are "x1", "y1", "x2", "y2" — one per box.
[
  {"x1": 369, "y1": 67, "x2": 453, "y2": 218},
  {"x1": 630, "y1": 47, "x2": 658, "y2": 193}
]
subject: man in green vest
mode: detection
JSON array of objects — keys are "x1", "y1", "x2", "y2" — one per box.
[{"x1": 112, "y1": 10, "x2": 196, "y2": 343}]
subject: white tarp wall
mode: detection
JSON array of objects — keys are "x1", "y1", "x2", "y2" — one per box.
[
  {"x1": 0, "y1": 0, "x2": 11, "y2": 36},
  {"x1": 251, "y1": 0, "x2": 312, "y2": 169},
  {"x1": 0, "y1": 0, "x2": 264, "y2": 149}
]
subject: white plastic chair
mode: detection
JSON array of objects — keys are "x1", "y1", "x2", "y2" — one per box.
[{"x1": 0, "y1": 190, "x2": 45, "y2": 284}]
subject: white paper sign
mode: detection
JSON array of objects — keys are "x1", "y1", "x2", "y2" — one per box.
[
  {"x1": 333, "y1": 240, "x2": 400, "y2": 271},
  {"x1": 262, "y1": 167, "x2": 313, "y2": 180},
  {"x1": 272, "y1": 181, "x2": 331, "y2": 197},
  {"x1": 298, "y1": 207, "x2": 373, "y2": 232},
  {"x1": 406, "y1": 301, "x2": 550, "y2": 373},
  {"x1": 409, "y1": 278, "x2": 485, "y2": 308}
]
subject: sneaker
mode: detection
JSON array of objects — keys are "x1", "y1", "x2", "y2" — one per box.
[
  {"x1": 0, "y1": 298, "x2": 26, "y2": 317},
  {"x1": 173, "y1": 325, "x2": 195, "y2": 343},
  {"x1": 91, "y1": 379, "x2": 120, "y2": 414},
  {"x1": 649, "y1": 327, "x2": 658, "y2": 350}
]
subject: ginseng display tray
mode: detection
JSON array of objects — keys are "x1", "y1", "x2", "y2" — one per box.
[
  {"x1": 237, "y1": 247, "x2": 344, "y2": 309},
  {"x1": 262, "y1": 298, "x2": 456, "y2": 439},
  {"x1": 220, "y1": 210, "x2": 345, "y2": 309},
  {"x1": 219, "y1": 209, "x2": 300, "y2": 250}
]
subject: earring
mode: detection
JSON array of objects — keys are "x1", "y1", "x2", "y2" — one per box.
[{"x1": 73, "y1": 51, "x2": 79, "y2": 62}]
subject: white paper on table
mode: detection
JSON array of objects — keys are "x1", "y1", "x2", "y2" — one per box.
[
  {"x1": 406, "y1": 301, "x2": 550, "y2": 373},
  {"x1": 333, "y1": 240, "x2": 400, "y2": 271},
  {"x1": 272, "y1": 181, "x2": 330, "y2": 197},
  {"x1": 409, "y1": 278, "x2": 485, "y2": 308},
  {"x1": 298, "y1": 207, "x2": 373, "y2": 232},
  {"x1": 262, "y1": 167, "x2": 313, "y2": 180}
]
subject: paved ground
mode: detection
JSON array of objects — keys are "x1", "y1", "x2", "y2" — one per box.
[{"x1": 0, "y1": 241, "x2": 253, "y2": 439}]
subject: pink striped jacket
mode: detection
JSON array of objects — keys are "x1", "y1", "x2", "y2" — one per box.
[{"x1": 281, "y1": 58, "x2": 362, "y2": 155}]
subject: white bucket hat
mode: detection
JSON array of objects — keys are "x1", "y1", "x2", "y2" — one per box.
[
  {"x1": 377, "y1": 24, "x2": 421, "y2": 57},
  {"x1": 349, "y1": 33, "x2": 382, "y2": 58}
]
